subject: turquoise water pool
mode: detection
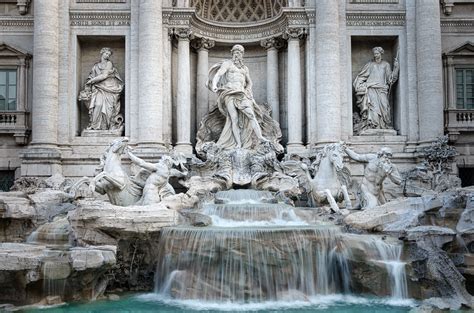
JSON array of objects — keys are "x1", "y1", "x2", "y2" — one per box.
[{"x1": 27, "y1": 293, "x2": 418, "y2": 313}]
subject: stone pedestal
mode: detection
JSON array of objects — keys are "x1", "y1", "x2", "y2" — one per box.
[
  {"x1": 20, "y1": 148, "x2": 62, "y2": 177},
  {"x1": 359, "y1": 129, "x2": 397, "y2": 136},
  {"x1": 81, "y1": 129, "x2": 124, "y2": 137}
]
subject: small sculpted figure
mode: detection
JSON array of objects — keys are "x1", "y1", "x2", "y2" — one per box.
[
  {"x1": 127, "y1": 149, "x2": 188, "y2": 205},
  {"x1": 79, "y1": 47, "x2": 124, "y2": 131},
  {"x1": 353, "y1": 46, "x2": 399, "y2": 131},
  {"x1": 344, "y1": 146, "x2": 402, "y2": 210}
]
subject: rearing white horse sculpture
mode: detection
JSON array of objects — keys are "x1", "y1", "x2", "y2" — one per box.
[{"x1": 282, "y1": 143, "x2": 352, "y2": 213}]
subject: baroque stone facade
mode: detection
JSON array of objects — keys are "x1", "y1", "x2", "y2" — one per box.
[{"x1": 0, "y1": 0, "x2": 473, "y2": 188}]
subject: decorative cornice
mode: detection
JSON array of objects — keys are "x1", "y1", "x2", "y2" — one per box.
[
  {"x1": 346, "y1": 12, "x2": 405, "y2": 26},
  {"x1": 70, "y1": 11, "x2": 130, "y2": 27},
  {"x1": 441, "y1": 19, "x2": 474, "y2": 33},
  {"x1": 163, "y1": 7, "x2": 309, "y2": 44},
  {"x1": 0, "y1": 16, "x2": 33, "y2": 32},
  {"x1": 349, "y1": 0, "x2": 398, "y2": 3},
  {"x1": 76, "y1": 0, "x2": 126, "y2": 2}
]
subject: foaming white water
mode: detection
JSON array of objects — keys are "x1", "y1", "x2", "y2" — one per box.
[
  {"x1": 215, "y1": 190, "x2": 275, "y2": 204},
  {"x1": 203, "y1": 203, "x2": 308, "y2": 227},
  {"x1": 155, "y1": 226, "x2": 351, "y2": 301},
  {"x1": 370, "y1": 239, "x2": 409, "y2": 300},
  {"x1": 209, "y1": 215, "x2": 308, "y2": 227},
  {"x1": 137, "y1": 293, "x2": 415, "y2": 311}
]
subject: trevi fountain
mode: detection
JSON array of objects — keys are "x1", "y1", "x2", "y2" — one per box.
[{"x1": 0, "y1": 1, "x2": 473, "y2": 312}]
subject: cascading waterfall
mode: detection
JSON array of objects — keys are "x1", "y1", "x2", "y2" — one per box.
[
  {"x1": 154, "y1": 190, "x2": 408, "y2": 305},
  {"x1": 155, "y1": 226, "x2": 352, "y2": 301},
  {"x1": 155, "y1": 190, "x2": 352, "y2": 302},
  {"x1": 41, "y1": 250, "x2": 71, "y2": 299},
  {"x1": 42, "y1": 260, "x2": 68, "y2": 298},
  {"x1": 368, "y1": 238, "x2": 408, "y2": 300}
]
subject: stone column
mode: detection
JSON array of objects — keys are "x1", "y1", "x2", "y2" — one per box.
[
  {"x1": 416, "y1": 0, "x2": 444, "y2": 142},
  {"x1": 21, "y1": 0, "x2": 61, "y2": 176},
  {"x1": 31, "y1": 0, "x2": 59, "y2": 147},
  {"x1": 446, "y1": 57, "x2": 455, "y2": 109},
  {"x1": 17, "y1": 57, "x2": 28, "y2": 112},
  {"x1": 285, "y1": 27, "x2": 305, "y2": 153},
  {"x1": 261, "y1": 37, "x2": 282, "y2": 122},
  {"x1": 137, "y1": 0, "x2": 164, "y2": 152},
  {"x1": 315, "y1": 0, "x2": 341, "y2": 143},
  {"x1": 175, "y1": 28, "x2": 193, "y2": 155},
  {"x1": 192, "y1": 37, "x2": 215, "y2": 128}
]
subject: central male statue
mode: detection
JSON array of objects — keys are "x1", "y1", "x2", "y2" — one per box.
[{"x1": 208, "y1": 44, "x2": 269, "y2": 149}]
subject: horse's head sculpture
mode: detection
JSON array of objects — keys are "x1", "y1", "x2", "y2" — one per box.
[{"x1": 325, "y1": 143, "x2": 345, "y2": 172}]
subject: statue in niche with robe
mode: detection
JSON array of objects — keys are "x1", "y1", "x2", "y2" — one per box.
[
  {"x1": 79, "y1": 47, "x2": 124, "y2": 134},
  {"x1": 353, "y1": 46, "x2": 399, "y2": 134},
  {"x1": 195, "y1": 44, "x2": 283, "y2": 156}
]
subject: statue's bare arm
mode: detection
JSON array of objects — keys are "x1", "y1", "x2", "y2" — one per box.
[
  {"x1": 212, "y1": 61, "x2": 231, "y2": 92},
  {"x1": 127, "y1": 150, "x2": 157, "y2": 172},
  {"x1": 244, "y1": 67, "x2": 253, "y2": 98},
  {"x1": 170, "y1": 168, "x2": 187, "y2": 178},
  {"x1": 344, "y1": 147, "x2": 370, "y2": 163},
  {"x1": 388, "y1": 166, "x2": 403, "y2": 185}
]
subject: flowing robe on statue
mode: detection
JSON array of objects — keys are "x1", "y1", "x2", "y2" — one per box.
[
  {"x1": 88, "y1": 63, "x2": 124, "y2": 130},
  {"x1": 353, "y1": 60, "x2": 397, "y2": 130},
  {"x1": 198, "y1": 61, "x2": 282, "y2": 152}
]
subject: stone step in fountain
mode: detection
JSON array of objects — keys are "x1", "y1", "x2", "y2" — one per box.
[{"x1": 27, "y1": 216, "x2": 71, "y2": 248}]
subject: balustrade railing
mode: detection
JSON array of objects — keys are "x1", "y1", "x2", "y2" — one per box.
[
  {"x1": 455, "y1": 111, "x2": 474, "y2": 123},
  {"x1": 446, "y1": 109, "x2": 474, "y2": 129},
  {"x1": 0, "y1": 110, "x2": 30, "y2": 144}
]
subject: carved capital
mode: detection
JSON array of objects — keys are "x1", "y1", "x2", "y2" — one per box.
[
  {"x1": 441, "y1": 0, "x2": 454, "y2": 16},
  {"x1": 260, "y1": 37, "x2": 284, "y2": 51},
  {"x1": 17, "y1": 0, "x2": 30, "y2": 15},
  {"x1": 283, "y1": 27, "x2": 306, "y2": 41},
  {"x1": 191, "y1": 37, "x2": 215, "y2": 51},
  {"x1": 173, "y1": 28, "x2": 193, "y2": 41}
]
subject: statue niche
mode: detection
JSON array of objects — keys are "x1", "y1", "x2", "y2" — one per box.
[
  {"x1": 78, "y1": 47, "x2": 124, "y2": 136},
  {"x1": 353, "y1": 46, "x2": 399, "y2": 135},
  {"x1": 194, "y1": 44, "x2": 284, "y2": 187}
]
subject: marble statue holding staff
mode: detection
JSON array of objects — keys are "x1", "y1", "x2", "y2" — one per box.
[{"x1": 353, "y1": 46, "x2": 399, "y2": 132}]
